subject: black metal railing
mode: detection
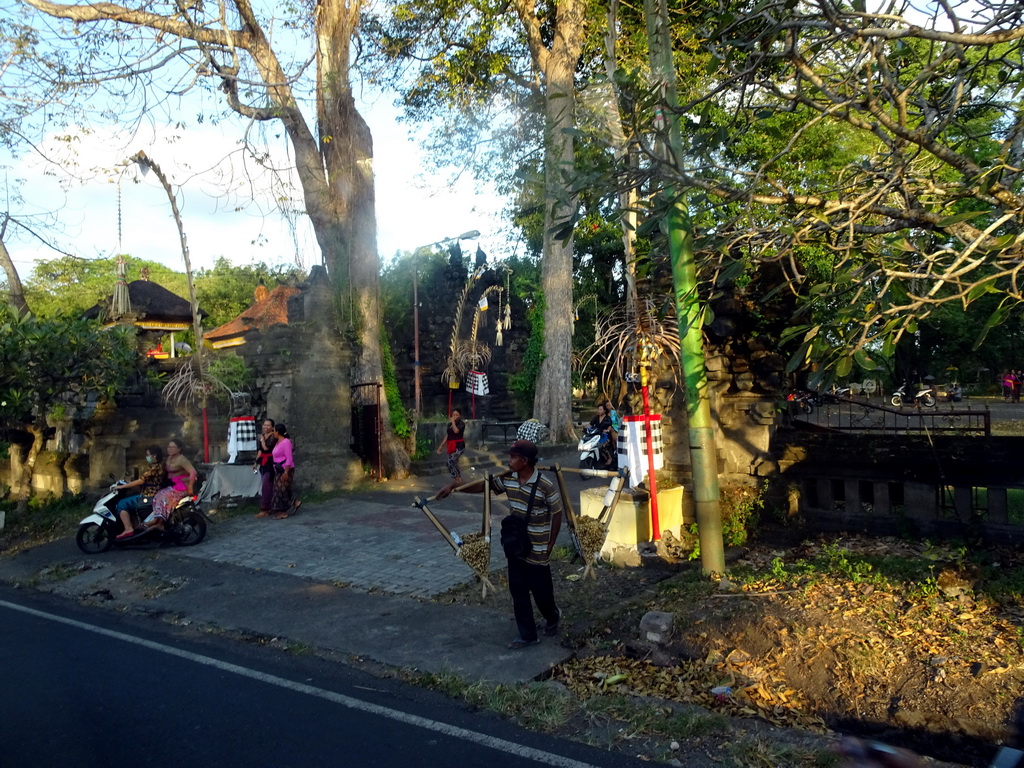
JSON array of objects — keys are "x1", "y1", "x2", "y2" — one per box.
[{"x1": 793, "y1": 396, "x2": 990, "y2": 436}]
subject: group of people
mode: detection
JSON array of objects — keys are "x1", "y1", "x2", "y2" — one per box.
[
  {"x1": 254, "y1": 418, "x2": 301, "y2": 519},
  {"x1": 113, "y1": 417, "x2": 300, "y2": 539},
  {"x1": 114, "y1": 438, "x2": 197, "y2": 539},
  {"x1": 1003, "y1": 370, "x2": 1024, "y2": 402}
]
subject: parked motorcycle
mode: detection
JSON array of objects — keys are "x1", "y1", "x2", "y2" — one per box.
[
  {"x1": 823, "y1": 385, "x2": 851, "y2": 403},
  {"x1": 579, "y1": 424, "x2": 617, "y2": 476},
  {"x1": 890, "y1": 384, "x2": 937, "y2": 408},
  {"x1": 786, "y1": 390, "x2": 818, "y2": 414},
  {"x1": 76, "y1": 481, "x2": 209, "y2": 554}
]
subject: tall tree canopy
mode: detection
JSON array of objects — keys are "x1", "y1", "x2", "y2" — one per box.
[
  {"x1": 630, "y1": 0, "x2": 1024, "y2": 378},
  {"x1": 9, "y1": 0, "x2": 410, "y2": 475},
  {"x1": 369, "y1": 0, "x2": 589, "y2": 440}
]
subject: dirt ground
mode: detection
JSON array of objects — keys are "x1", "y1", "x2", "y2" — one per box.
[{"x1": 439, "y1": 531, "x2": 1024, "y2": 767}]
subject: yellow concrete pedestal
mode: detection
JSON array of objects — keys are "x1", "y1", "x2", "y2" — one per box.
[{"x1": 579, "y1": 483, "x2": 692, "y2": 565}]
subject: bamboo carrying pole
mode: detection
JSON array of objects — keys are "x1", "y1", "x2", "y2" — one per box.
[
  {"x1": 411, "y1": 496, "x2": 461, "y2": 552},
  {"x1": 412, "y1": 470, "x2": 513, "y2": 597},
  {"x1": 543, "y1": 464, "x2": 628, "y2": 580}
]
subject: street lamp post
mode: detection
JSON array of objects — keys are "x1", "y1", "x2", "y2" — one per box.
[{"x1": 412, "y1": 230, "x2": 480, "y2": 415}]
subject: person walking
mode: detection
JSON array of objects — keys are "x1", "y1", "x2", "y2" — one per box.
[
  {"x1": 253, "y1": 418, "x2": 278, "y2": 518},
  {"x1": 436, "y1": 407, "x2": 466, "y2": 488},
  {"x1": 269, "y1": 423, "x2": 301, "y2": 519},
  {"x1": 437, "y1": 439, "x2": 562, "y2": 649}
]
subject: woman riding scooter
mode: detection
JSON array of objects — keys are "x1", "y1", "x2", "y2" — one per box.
[{"x1": 114, "y1": 445, "x2": 167, "y2": 540}]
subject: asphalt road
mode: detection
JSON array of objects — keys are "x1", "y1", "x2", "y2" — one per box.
[{"x1": 0, "y1": 587, "x2": 647, "y2": 768}]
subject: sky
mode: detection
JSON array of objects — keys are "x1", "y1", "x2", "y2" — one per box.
[{"x1": 4, "y1": 94, "x2": 512, "y2": 282}]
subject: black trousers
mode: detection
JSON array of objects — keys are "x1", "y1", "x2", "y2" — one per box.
[{"x1": 506, "y1": 556, "x2": 559, "y2": 642}]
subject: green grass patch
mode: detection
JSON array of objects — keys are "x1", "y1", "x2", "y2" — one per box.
[
  {"x1": 583, "y1": 694, "x2": 728, "y2": 739},
  {"x1": 0, "y1": 492, "x2": 89, "y2": 554},
  {"x1": 409, "y1": 669, "x2": 574, "y2": 732}
]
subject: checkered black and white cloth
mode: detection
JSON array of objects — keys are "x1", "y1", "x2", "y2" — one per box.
[
  {"x1": 517, "y1": 419, "x2": 548, "y2": 444},
  {"x1": 617, "y1": 415, "x2": 663, "y2": 488},
  {"x1": 227, "y1": 416, "x2": 258, "y2": 463},
  {"x1": 465, "y1": 371, "x2": 490, "y2": 396}
]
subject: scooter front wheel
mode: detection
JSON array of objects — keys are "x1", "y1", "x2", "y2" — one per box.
[
  {"x1": 76, "y1": 522, "x2": 114, "y2": 554},
  {"x1": 890, "y1": 395, "x2": 903, "y2": 408},
  {"x1": 921, "y1": 393, "x2": 937, "y2": 408}
]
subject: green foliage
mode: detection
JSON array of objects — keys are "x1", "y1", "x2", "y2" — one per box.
[
  {"x1": 25, "y1": 256, "x2": 188, "y2": 319},
  {"x1": 687, "y1": 483, "x2": 764, "y2": 560},
  {"x1": 411, "y1": 431, "x2": 434, "y2": 460},
  {"x1": 0, "y1": 306, "x2": 138, "y2": 429},
  {"x1": 22, "y1": 255, "x2": 302, "y2": 333},
  {"x1": 205, "y1": 352, "x2": 254, "y2": 395},
  {"x1": 380, "y1": 330, "x2": 410, "y2": 439}
]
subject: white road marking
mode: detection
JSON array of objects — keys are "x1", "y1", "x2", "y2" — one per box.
[{"x1": 1, "y1": 599, "x2": 598, "y2": 768}]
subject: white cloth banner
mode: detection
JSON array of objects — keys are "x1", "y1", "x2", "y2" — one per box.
[
  {"x1": 617, "y1": 415, "x2": 663, "y2": 489},
  {"x1": 227, "y1": 416, "x2": 258, "y2": 464}
]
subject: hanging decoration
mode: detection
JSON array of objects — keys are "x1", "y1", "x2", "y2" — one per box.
[
  {"x1": 501, "y1": 268, "x2": 512, "y2": 333},
  {"x1": 111, "y1": 181, "x2": 132, "y2": 319},
  {"x1": 495, "y1": 288, "x2": 504, "y2": 347}
]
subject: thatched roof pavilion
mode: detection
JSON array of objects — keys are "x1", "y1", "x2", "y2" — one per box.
[{"x1": 83, "y1": 278, "x2": 206, "y2": 331}]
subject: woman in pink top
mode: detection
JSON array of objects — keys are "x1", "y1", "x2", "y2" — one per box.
[
  {"x1": 270, "y1": 423, "x2": 300, "y2": 519},
  {"x1": 147, "y1": 438, "x2": 197, "y2": 529}
]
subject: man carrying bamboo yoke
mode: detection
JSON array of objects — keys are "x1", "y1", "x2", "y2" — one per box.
[{"x1": 437, "y1": 439, "x2": 563, "y2": 649}]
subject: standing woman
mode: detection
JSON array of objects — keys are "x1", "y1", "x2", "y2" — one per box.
[
  {"x1": 253, "y1": 418, "x2": 278, "y2": 518},
  {"x1": 436, "y1": 407, "x2": 466, "y2": 487},
  {"x1": 270, "y1": 423, "x2": 300, "y2": 519},
  {"x1": 147, "y1": 439, "x2": 197, "y2": 531}
]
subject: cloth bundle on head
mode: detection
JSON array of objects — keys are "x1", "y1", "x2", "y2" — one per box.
[
  {"x1": 617, "y1": 415, "x2": 664, "y2": 489},
  {"x1": 517, "y1": 419, "x2": 547, "y2": 444}
]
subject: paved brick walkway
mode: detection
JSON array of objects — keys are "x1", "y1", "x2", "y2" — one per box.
[{"x1": 175, "y1": 496, "x2": 501, "y2": 599}]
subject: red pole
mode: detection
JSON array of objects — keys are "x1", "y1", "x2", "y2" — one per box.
[
  {"x1": 640, "y1": 383, "x2": 660, "y2": 541},
  {"x1": 202, "y1": 406, "x2": 210, "y2": 463}
]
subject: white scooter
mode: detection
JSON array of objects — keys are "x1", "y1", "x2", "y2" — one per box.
[
  {"x1": 76, "y1": 480, "x2": 209, "y2": 554},
  {"x1": 890, "y1": 384, "x2": 936, "y2": 408},
  {"x1": 578, "y1": 425, "x2": 616, "y2": 476}
]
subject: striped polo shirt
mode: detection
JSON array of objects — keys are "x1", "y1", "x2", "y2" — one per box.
[{"x1": 491, "y1": 469, "x2": 563, "y2": 566}]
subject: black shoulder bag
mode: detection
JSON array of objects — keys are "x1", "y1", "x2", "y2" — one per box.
[{"x1": 500, "y1": 475, "x2": 541, "y2": 560}]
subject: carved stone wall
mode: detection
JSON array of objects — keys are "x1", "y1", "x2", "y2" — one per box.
[
  {"x1": 623, "y1": 292, "x2": 785, "y2": 487},
  {"x1": 237, "y1": 266, "x2": 363, "y2": 491}
]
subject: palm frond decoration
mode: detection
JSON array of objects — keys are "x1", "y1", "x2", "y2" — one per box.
[
  {"x1": 579, "y1": 297, "x2": 682, "y2": 396},
  {"x1": 161, "y1": 358, "x2": 232, "y2": 415},
  {"x1": 441, "y1": 278, "x2": 475, "y2": 388}
]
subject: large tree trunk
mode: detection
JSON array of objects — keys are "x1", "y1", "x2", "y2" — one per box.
[
  {"x1": 314, "y1": 0, "x2": 409, "y2": 478},
  {"x1": 0, "y1": 225, "x2": 31, "y2": 316},
  {"x1": 527, "y1": 0, "x2": 584, "y2": 444}
]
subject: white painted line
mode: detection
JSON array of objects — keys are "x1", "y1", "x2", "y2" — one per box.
[{"x1": 1, "y1": 599, "x2": 598, "y2": 768}]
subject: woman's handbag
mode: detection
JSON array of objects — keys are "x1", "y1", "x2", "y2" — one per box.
[{"x1": 499, "y1": 475, "x2": 541, "y2": 559}]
